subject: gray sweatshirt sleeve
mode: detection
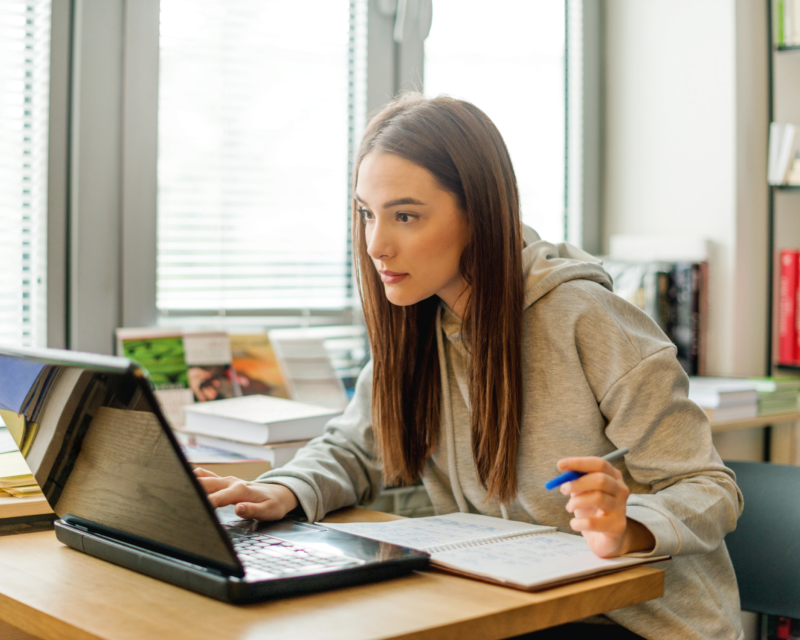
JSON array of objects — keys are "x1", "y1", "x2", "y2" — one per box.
[
  {"x1": 252, "y1": 360, "x2": 382, "y2": 522},
  {"x1": 600, "y1": 345, "x2": 744, "y2": 559}
]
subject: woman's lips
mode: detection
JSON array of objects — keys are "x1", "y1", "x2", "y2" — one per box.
[{"x1": 379, "y1": 270, "x2": 408, "y2": 284}]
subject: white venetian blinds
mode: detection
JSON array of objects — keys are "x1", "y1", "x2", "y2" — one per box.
[
  {"x1": 157, "y1": 0, "x2": 365, "y2": 315},
  {"x1": 0, "y1": 0, "x2": 50, "y2": 347}
]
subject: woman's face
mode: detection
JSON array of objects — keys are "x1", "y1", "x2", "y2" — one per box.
[{"x1": 355, "y1": 152, "x2": 471, "y2": 316}]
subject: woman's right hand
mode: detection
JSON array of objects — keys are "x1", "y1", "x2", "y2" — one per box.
[{"x1": 194, "y1": 468, "x2": 300, "y2": 521}]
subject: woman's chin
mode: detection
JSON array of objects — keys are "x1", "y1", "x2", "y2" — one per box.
[{"x1": 383, "y1": 286, "x2": 423, "y2": 307}]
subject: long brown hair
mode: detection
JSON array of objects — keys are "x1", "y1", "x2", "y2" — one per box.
[{"x1": 353, "y1": 94, "x2": 523, "y2": 504}]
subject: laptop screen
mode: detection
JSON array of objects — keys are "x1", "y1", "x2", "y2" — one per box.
[{"x1": 0, "y1": 347, "x2": 242, "y2": 576}]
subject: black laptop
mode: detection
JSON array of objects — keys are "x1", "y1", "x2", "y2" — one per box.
[{"x1": 0, "y1": 346, "x2": 429, "y2": 603}]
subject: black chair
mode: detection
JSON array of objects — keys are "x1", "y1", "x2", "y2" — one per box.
[{"x1": 725, "y1": 460, "x2": 800, "y2": 618}]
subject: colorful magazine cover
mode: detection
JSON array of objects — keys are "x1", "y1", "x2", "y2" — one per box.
[{"x1": 229, "y1": 333, "x2": 289, "y2": 399}]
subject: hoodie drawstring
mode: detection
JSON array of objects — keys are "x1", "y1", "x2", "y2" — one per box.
[
  {"x1": 436, "y1": 310, "x2": 469, "y2": 514},
  {"x1": 437, "y1": 308, "x2": 511, "y2": 520}
]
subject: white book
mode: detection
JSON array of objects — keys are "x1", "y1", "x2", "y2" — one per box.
[
  {"x1": 779, "y1": 124, "x2": 798, "y2": 184},
  {"x1": 183, "y1": 395, "x2": 340, "y2": 445},
  {"x1": 324, "y1": 513, "x2": 667, "y2": 591},
  {"x1": 189, "y1": 434, "x2": 309, "y2": 468},
  {"x1": 769, "y1": 122, "x2": 786, "y2": 184},
  {"x1": 688, "y1": 377, "x2": 759, "y2": 409}
]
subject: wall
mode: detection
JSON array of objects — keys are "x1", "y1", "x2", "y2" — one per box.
[{"x1": 603, "y1": 0, "x2": 770, "y2": 462}]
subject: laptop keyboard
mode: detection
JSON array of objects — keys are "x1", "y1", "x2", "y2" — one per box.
[{"x1": 226, "y1": 530, "x2": 365, "y2": 578}]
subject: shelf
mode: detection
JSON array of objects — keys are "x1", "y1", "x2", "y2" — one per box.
[
  {"x1": 776, "y1": 363, "x2": 800, "y2": 371},
  {"x1": 710, "y1": 411, "x2": 800, "y2": 433},
  {"x1": 776, "y1": 44, "x2": 800, "y2": 52},
  {"x1": 775, "y1": 184, "x2": 800, "y2": 191}
]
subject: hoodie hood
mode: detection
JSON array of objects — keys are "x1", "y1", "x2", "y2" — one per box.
[{"x1": 521, "y1": 225, "x2": 612, "y2": 309}]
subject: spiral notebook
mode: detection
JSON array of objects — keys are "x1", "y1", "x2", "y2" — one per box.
[{"x1": 324, "y1": 513, "x2": 666, "y2": 591}]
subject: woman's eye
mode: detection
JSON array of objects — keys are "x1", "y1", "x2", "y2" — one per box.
[
  {"x1": 358, "y1": 208, "x2": 373, "y2": 220},
  {"x1": 396, "y1": 213, "x2": 416, "y2": 223}
]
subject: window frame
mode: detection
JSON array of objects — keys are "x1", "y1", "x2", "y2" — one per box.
[{"x1": 48, "y1": 0, "x2": 601, "y2": 354}]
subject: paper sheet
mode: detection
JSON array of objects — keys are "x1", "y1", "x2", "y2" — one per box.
[
  {"x1": 323, "y1": 513, "x2": 552, "y2": 551},
  {"x1": 431, "y1": 532, "x2": 647, "y2": 589},
  {"x1": 0, "y1": 426, "x2": 18, "y2": 454}
]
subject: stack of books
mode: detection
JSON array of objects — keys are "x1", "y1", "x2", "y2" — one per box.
[
  {"x1": 749, "y1": 378, "x2": 800, "y2": 416},
  {"x1": 180, "y1": 394, "x2": 341, "y2": 471},
  {"x1": 688, "y1": 378, "x2": 758, "y2": 422}
]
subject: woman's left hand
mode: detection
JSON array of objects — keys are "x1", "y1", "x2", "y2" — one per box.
[{"x1": 557, "y1": 456, "x2": 655, "y2": 558}]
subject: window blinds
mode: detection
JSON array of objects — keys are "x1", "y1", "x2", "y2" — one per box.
[
  {"x1": 0, "y1": 0, "x2": 50, "y2": 347},
  {"x1": 157, "y1": 0, "x2": 365, "y2": 315}
]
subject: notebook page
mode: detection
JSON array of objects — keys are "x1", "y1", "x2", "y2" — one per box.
[
  {"x1": 431, "y1": 532, "x2": 653, "y2": 589},
  {"x1": 323, "y1": 513, "x2": 554, "y2": 551}
]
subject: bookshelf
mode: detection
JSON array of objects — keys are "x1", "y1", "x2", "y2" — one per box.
[{"x1": 764, "y1": 3, "x2": 800, "y2": 462}]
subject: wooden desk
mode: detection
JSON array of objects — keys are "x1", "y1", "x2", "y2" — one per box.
[{"x1": 0, "y1": 508, "x2": 664, "y2": 640}]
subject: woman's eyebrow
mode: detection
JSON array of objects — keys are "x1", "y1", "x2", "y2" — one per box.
[{"x1": 354, "y1": 194, "x2": 425, "y2": 208}]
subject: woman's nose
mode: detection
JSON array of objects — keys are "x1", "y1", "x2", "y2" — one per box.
[{"x1": 366, "y1": 219, "x2": 394, "y2": 261}]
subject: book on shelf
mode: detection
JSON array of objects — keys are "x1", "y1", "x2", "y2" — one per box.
[
  {"x1": 768, "y1": 123, "x2": 800, "y2": 186},
  {"x1": 777, "y1": 249, "x2": 800, "y2": 367},
  {"x1": 183, "y1": 394, "x2": 340, "y2": 445},
  {"x1": 325, "y1": 513, "x2": 667, "y2": 591},
  {"x1": 180, "y1": 443, "x2": 273, "y2": 480},
  {"x1": 185, "y1": 436, "x2": 309, "y2": 468},
  {"x1": 776, "y1": 0, "x2": 800, "y2": 46},
  {"x1": 603, "y1": 259, "x2": 707, "y2": 376}
]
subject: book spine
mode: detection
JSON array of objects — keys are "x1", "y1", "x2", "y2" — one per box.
[
  {"x1": 778, "y1": 0, "x2": 786, "y2": 47},
  {"x1": 672, "y1": 263, "x2": 700, "y2": 376},
  {"x1": 795, "y1": 251, "x2": 800, "y2": 363},
  {"x1": 697, "y1": 262, "x2": 709, "y2": 376},
  {"x1": 425, "y1": 527, "x2": 557, "y2": 554},
  {"x1": 779, "y1": 250, "x2": 799, "y2": 364}
]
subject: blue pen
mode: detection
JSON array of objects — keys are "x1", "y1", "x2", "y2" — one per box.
[{"x1": 544, "y1": 447, "x2": 630, "y2": 490}]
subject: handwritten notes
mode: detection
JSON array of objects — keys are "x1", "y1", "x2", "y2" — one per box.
[
  {"x1": 433, "y1": 533, "x2": 645, "y2": 589},
  {"x1": 324, "y1": 512, "x2": 552, "y2": 551}
]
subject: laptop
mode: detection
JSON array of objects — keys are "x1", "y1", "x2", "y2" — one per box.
[{"x1": 0, "y1": 346, "x2": 429, "y2": 603}]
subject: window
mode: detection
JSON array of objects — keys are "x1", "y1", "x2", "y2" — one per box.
[
  {"x1": 424, "y1": 0, "x2": 568, "y2": 243},
  {"x1": 0, "y1": 0, "x2": 50, "y2": 347},
  {"x1": 156, "y1": 0, "x2": 367, "y2": 319}
]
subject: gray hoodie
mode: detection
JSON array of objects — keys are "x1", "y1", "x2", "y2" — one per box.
[{"x1": 257, "y1": 227, "x2": 744, "y2": 640}]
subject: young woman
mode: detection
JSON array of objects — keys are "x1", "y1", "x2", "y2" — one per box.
[{"x1": 196, "y1": 94, "x2": 744, "y2": 640}]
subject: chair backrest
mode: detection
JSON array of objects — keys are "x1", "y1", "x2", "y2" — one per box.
[{"x1": 725, "y1": 460, "x2": 800, "y2": 618}]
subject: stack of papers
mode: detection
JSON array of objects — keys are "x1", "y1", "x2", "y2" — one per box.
[
  {"x1": 0, "y1": 426, "x2": 43, "y2": 499},
  {"x1": 688, "y1": 378, "x2": 759, "y2": 422}
]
